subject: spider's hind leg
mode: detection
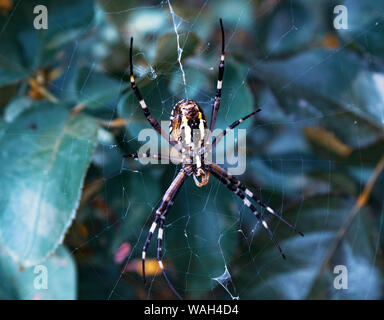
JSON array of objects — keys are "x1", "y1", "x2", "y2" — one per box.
[
  {"x1": 156, "y1": 216, "x2": 182, "y2": 300},
  {"x1": 209, "y1": 167, "x2": 286, "y2": 258},
  {"x1": 209, "y1": 163, "x2": 303, "y2": 236},
  {"x1": 209, "y1": 163, "x2": 303, "y2": 259},
  {"x1": 238, "y1": 183, "x2": 304, "y2": 237},
  {"x1": 141, "y1": 169, "x2": 187, "y2": 300}
]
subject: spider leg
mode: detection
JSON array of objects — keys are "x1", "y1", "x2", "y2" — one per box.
[
  {"x1": 211, "y1": 109, "x2": 261, "y2": 150},
  {"x1": 125, "y1": 37, "x2": 178, "y2": 148},
  {"x1": 141, "y1": 169, "x2": 187, "y2": 299},
  {"x1": 237, "y1": 182, "x2": 304, "y2": 237},
  {"x1": 209, "y1": 167, "x2": 286, "y2": 259},
  {"x1": 141, "y1": 215, "x2": 160, "y2": 282},
  {"x1": 209, "y1": 163, "x2": 303, "y2": 236},
  {"x1": 209, "y1": 18, "x2": 226, "y2": 133},
  {"x1": 156, "y1": 216, "x2": 182, "y2": 300},
  {"x1": 123, "y1": 152, "x2": 182, "y2": 164}
]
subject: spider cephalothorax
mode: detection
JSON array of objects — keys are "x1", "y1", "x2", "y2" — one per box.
[
  {"x1": 169, "y1": 99, "x2": 210, "y2": 186},
  {"x1": 125, "y1": 18, "x2": 303, "y2": 300}
]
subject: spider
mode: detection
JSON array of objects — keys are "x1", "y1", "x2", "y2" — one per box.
[{"x1": 124, "y1": 19, "x2": 303, "y2": 299}]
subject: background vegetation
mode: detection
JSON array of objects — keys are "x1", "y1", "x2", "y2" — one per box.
[{"x1": 1, "y1": 0, "x2": 384, "y2": 299}]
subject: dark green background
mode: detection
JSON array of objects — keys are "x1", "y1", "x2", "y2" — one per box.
[{"x1": 0, "y1": 0, "x2": 384, "y2": 300}]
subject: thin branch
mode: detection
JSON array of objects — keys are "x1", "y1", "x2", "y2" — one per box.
[
  {"x1": 28, "y1": 77, "x2": 59, "y2": 103},
  {"x1": 312, "y1": 153, "x2": 384, "y2": 291},
  {"x1": 70, "y1": 103, "x2": 86, "y2": 115},
  {"x1": 99, "y1": 118, "x2": 129, "y2": 128}
]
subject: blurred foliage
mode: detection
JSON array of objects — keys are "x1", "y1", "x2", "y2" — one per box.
[{"x1": 0, "y1": 0, "x2": 384, "y2": 300}]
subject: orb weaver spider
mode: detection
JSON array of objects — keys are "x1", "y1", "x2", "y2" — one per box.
[{"x1": 124, "y1": 19, "x2": 303, "y2": 299}]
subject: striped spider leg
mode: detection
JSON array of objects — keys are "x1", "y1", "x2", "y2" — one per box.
[
  {"x1": 209, "y1": 18, "x2": 226, "y2": 134},
  {"x1": 211, "y1": 108, "x2": 261, "y2": 149},
  {"x1": 141, "y1": 169, "x2": 188, "y2": 300},
  {"x1": 209, "y1": 163, "x2": 303, "y2": 259},
  {"x1": 123, "y1": 17, "x2": 303, "y2": 300},
  {"x1": 125, "y1": 37, "x2": 180, "y2": 152}
]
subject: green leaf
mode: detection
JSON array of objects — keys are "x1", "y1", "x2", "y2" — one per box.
[
  {"x1": 0, "y1": 32, "x2": 28, "y2": 86},
  {"x1": 75, "y1": 67, "x2": 121, "y2": 110},
  {"x1": 0, "y1": 245, "x2": 76, "y2": 300},
  {"x1": 247, "y1": 153, "x2": 331, "y2": 198},
  {"x1": 337, "y1": 0, "x2": 384, "y2": 58},
  {"x1": 92, "y1": 128, "x2": 124, "y2": 179},
  {"x1": 236, "y1": 196, "x2": 383, "y2": 299},
  {"x1": 0, "y1": 0, "x2": 95, "y2": 85},
  {"x1": 0, "y1": 102, "x2": 99, "y2": 267},
  {"x1": 42, "y1": 0, "x2": 95, "y2": 49},
  {"x1": 255, "y1": 0, "x2": 329, "y2": 57},
  {"x1": 168, "y1": 66, "x2": 208, "y2": 99},
  {"x1": 4, "y1": 96, "x2": 33, "y2": 123},
  {"x1": 253, "y1": 49, "x2": 384, "y2": 147}
]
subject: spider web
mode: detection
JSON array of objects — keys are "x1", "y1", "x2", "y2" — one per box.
[
  {"x1": 100, "y1": 0, "x2": 286, "y2": 300},
  {"x1": 19, "y1": 0, "x2": 383, "y2": 300}
]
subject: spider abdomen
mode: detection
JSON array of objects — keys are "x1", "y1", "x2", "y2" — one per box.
[
  {"x1": 169, "y1": 99, "x2": 207, "y2": 145},
  {"x1": 170, "y1": 99, "x2": 210, "y2": 186}
]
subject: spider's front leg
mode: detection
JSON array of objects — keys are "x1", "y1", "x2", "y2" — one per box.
[
  {"x1": 209, "y1": 18, "x2": 226, "y2": 133},
  {"x1": 211, "y1": 109, "x2": 261, "y2": 150},
  {"x1": 141, "y1": 169, "x2": 187, "y2": 300},
  {"x1": 209, "y1": 163, "x2": 303, "y2": 259},
  {"x1": 123, "y1": 152, "x2": 182, "y2": 165},
  {"x1": 124, "y1": 37, "x2": 179, "y2": 151}
]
